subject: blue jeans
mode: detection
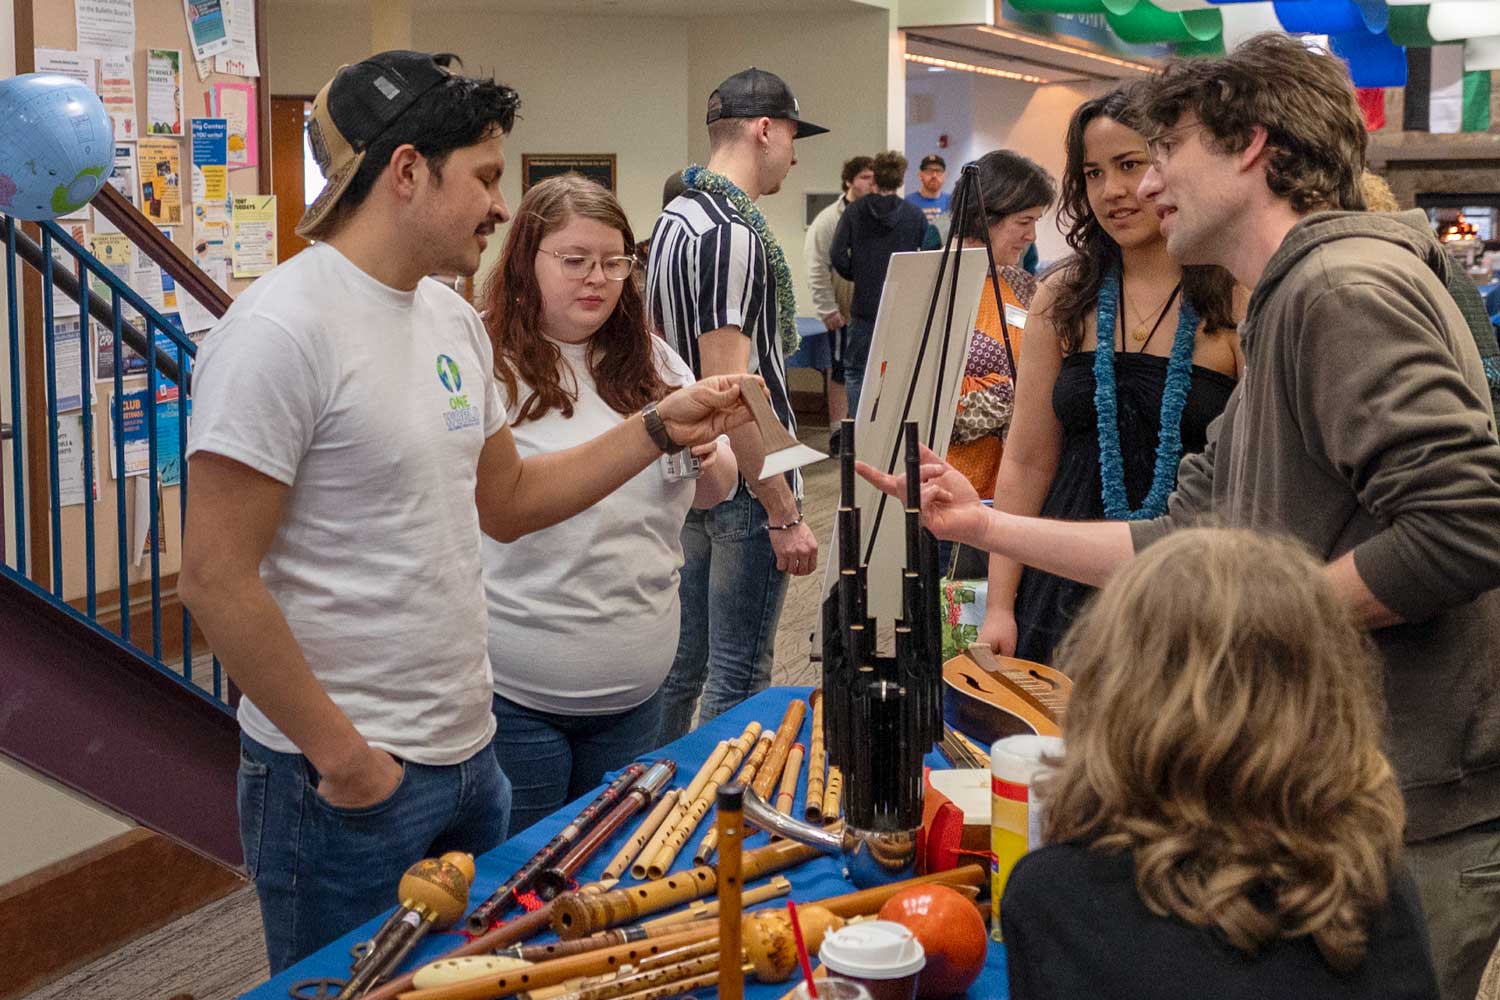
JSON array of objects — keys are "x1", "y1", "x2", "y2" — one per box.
[
  {"x1": 843, "y1": 317, "x2": 876, "y2": 416},
  {"x1": 237, "y1": 733, "x2": 511, "y2": 974},
  {"x1": 657, "y1": 488, "x2": 790, "y2": 744},
  {"x1": 490, "y1": 690, "x2": 665, "y2": 835}
]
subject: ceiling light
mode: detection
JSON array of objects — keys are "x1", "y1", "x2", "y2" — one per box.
[
  {"x1": 905, "y1": 52, "x2": 1049, "y2": 83},
  {"x1": 974, "y1": 23, "x2": 1159, "y2": 74}
]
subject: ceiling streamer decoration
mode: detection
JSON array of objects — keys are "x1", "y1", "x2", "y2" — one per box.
[
  {"x1": 1386, "y1": 5, "x2": 1436, "y2": 47},
  {"x1": 1106, "y1": 0, "x2": 1224, "y2": 43},
  {"x1": 1272, "y1": 0, "x2": 1384, "y2": 34},
  {"x1": 1428, "y1": 1, "x2": 1500, "y2": 42},
  {"x1": 1330, "y1": 27, "x2": 1409, "y2": 84},
  {"x1": 1468, "y1": 34, "x2": 1500, "y2": 72},
  {"x1": 1219, "y1": 1, "x2": 1284, "y2": 48}
]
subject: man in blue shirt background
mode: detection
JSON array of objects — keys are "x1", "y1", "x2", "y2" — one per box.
[{"x1": 905, "y1": 153, "x2": 950, "y2": 223}]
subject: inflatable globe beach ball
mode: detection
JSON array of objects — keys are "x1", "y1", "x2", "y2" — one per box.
[{"x1": 0, "y1": 73, "x2": 114, "y2": 221}]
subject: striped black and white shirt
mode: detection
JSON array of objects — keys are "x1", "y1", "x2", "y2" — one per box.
[{"x1": 646, "y1": 189, "x2": 801, "y2": 497}]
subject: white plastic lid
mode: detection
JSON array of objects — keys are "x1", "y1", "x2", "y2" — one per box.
[
  {"x1": 991, "y1": 735, "x2": 1065, "y2": 785},
  {"x1": 818, "y1": 920, "x2": 926, "y2": 979}
]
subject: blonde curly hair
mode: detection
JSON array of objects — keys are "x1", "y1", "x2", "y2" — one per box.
[{"x1": 1041, "y1": 528, "x2": 1405, "y2": 970}]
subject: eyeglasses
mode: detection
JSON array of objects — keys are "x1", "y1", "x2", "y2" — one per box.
[
  {"x1": 1145, "y1": 122, "x2": 1209, "y2": 166},
  {"x1": 542, "y1": 249, "x2": 637, "y2": 281}
]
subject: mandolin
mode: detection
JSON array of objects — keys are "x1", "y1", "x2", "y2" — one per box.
[{"x1": 942, "y1": 645, "x2": 1071, "y2": 743}]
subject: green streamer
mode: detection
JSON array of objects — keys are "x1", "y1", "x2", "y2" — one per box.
[
  {"x1": 1386, "y1": 6, "x2": 1434, "y2": 48},
  {"x1": 1106, "y1": 0, "x2": 1221, "y2": 43},
  {"x1": 1174, "y1": 35, "x2": 1225, "y2": 58}
]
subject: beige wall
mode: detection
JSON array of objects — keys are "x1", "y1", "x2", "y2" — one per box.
[
  {"x1": 266, "y1": 0, "x2": 375, "y2": 95},
  {"x1": 0, "y1": 756, "x2": 132, "y2": 885}
]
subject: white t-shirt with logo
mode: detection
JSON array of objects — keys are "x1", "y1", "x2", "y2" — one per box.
[
  {"x1": 483, "y1": 336, "x2": 695, "y2": 715},
  {"x1": 187, "y1": 243, "x2": 504, "y2": 764}
]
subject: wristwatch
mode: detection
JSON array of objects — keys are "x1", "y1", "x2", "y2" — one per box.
[{"x1": 640, "y1": 402, "x2": 676, "y2": 454}]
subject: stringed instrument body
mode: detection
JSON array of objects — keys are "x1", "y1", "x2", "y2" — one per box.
[{"x1": 942, "y1": 645, "x2": 1071, "y2": 743}]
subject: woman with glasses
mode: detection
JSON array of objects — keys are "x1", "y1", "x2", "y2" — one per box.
[
  {"x1": 946, "y1": 149, "x2": 1055, "y2": 500},
  {"x1": 479, "y1": 174, "x2": 737, "y2": 832},
  {"x1": 979, "y1": 85, "x2": 1242, "y2": 666}
]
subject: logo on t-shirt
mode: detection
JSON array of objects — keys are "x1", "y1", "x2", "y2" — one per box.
[{"x1": 436, "y1": 353, "x2": 480, "y2": 431}]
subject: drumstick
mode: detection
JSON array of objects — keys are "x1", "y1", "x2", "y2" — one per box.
[
  {"x1": 750, "y1": 701, "x2": 807, "y2": 801},
  {"x1": 775, "y1": 744, "x2": 804, "y2": 816},
  {"x1": 631, "y1": 740, "x2": 732, "y2": 880},
  {"x1": 602, "y1": 789, "x2": 679, "y2": 882},
  {"x1": 694, "y1": 734, "x2": 773, "y2": 864},
  {"x1": 805, "y1": 693, "x2": 825, "y2": 822},
  {"x1": 717, "y1": 785, "x2": 746, "y2": 1000}
]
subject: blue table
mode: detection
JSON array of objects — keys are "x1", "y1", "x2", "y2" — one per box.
[{"x1": 238, "y1": 686, "x2": 1008, "y2": 999}]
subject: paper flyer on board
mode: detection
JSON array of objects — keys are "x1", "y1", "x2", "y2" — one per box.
[
  {"x1": 56, "y1": 413, "x2": 99, "y2": 507},
  {"x1": 212, "y1": 81, "x2": 258, "y2": 168},
  {"x1": 214, "y1": 0, "x2": 260, "y2": 77},
  {"x1": 146, "y1": 49, "x2": 184, "y2": 135},
  {"x1": 137, "y1": 137, "x2": 182, "y2": 225},
  {"x1": 97, "y1": 53, "x2": 138, "y2": 141},
  {"x1": 191, "y1": 118, "x2": 228, "y2": 205},
  {"x1": 231, "y1": 195, "x2": 276, "y2": 277},
  {"x1": 95, "y1": 144, "x2": 139, "y2": 234},
  {"x1": 50, "y1": 317, "x2": 89, "y2": 411},
  {"x1": 182, "y1": 0, "x2": 232, "y2": 62},
  {"x1": 75, "y1": 0, "x2": 135, "y2": 55},
  {"x1": 47, "y1": 220, "x2": 90, "y2": 316},
  {"x1": 34, "y1": 48, "x2": 96, "y2": 89}
]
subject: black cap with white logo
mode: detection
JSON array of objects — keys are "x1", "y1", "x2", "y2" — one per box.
[{"x1": 706, "y1": 67, "x2": 829, "y2": 139}]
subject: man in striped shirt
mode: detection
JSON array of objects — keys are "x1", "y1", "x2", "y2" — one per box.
[{"x1": 647, "y1": 68, "x2": 827, "y2": 741}]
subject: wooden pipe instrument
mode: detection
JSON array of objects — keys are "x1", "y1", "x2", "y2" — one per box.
[
  {"x1": 694, "y1": 734, "x2": 773, "y2": 865},
  {"x1": 717, "y1": 784, "x2": 746, "y2": 1000},
  {"x1": 805, "y1": 692, "x2": 826, "y2": 822},
  {"x1": 468, "y1": 765, "x2": 647, "y2": 932},
  {"x1": 533, "y1": 761, "x2": 676, "y2": 900},
  {"x1": 641, "y1": 724, "x2": 760, "y2": 879},
  {"x1": 343, "y1": 852, "x2": 476, "y2": 998},
  {"x1": 602, "y1": 789, "x2": 679, "y2": 882}
]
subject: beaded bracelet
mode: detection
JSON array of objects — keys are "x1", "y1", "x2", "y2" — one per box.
[{"x1": 767, "y1": 515, "x2": 803, "y2": 531}]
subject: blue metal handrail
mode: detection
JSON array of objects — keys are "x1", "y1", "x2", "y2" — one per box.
[{"x1": 2, "y1": 214, "x2": 228, "y2": 711}]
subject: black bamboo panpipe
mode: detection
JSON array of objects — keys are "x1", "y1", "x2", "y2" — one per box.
[
  {"x1": 467, "y1": 764, "x2": 647, "y2": 932},
  {"x1": 533, "y1": 761, "x2": 676, "y2": 900}
]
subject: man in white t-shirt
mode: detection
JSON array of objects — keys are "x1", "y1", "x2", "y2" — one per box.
[{"x1": 180, "y1": 51, "x2": 754, "y2": 972}]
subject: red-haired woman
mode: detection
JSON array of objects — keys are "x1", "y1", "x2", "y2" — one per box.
[{"x1": 480, "y1": 175, "x2": 737, "y2": 832}]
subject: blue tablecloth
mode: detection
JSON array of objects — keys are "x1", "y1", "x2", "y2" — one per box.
[{"x1": 238, "y1": 686, "x2": 1008, "y2": 999}]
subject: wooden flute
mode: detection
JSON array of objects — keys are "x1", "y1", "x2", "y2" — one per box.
[
  {"x1": 534, "y1": 762, "x2": 676, "y2": 900},
  {"x1": 693, "y1": 734, "x2": 773, "y2": 864},
  {"x1": 642, "y1": 725, "x2": 760, "y2": 879},
  {"x1": 750, "y1": 700, "x2": 807, "y2": 801},
  {"x1": 467, "y1": 764, "x2": 647, "y2": 932},
  {"x1": 553, "y1": 839, "x2": 820, "y2": 939},
  {"x1": 399, "y1": 868, "x2": 988, "y2": 1000},
  {"x1": 630, "y1": 737, "x2": 739, "y2": 881},
  {"x1": 774, "y1": 744, "x2": 804, "y2": 816},
  {"x1": 805, "y1": 692, "x2": 826, "y2": 822},
  {"x1": 717, "y1": 784, "x2": 746, "y2": 1000},
  {"x1": 601, "y1": 789, "x2": 678, "y2": 882},
  {"x1": 821, "y1": 765, "x2": 842, "y2": 821}
]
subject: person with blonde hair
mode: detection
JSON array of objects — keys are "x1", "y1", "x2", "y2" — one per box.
[
  {"x1": 480, "y1": 174, "x2": 737, "y2": 831},
  {"x1": 1001, "y1": 528, "x2": 1438, "y2": 999}
]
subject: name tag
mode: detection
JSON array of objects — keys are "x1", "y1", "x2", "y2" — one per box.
[{"x1": 1004, "y1": 304, "x2": 1028, "y2": 330}]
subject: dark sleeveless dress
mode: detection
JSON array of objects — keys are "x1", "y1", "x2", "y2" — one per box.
[{"x1": 1012, "y1": 351, "x2": 1237, "y2": 665}]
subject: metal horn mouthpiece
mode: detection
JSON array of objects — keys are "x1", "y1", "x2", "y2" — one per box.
[{"x1": 738, "y1": 788, "x2": 918, "y2": 889}]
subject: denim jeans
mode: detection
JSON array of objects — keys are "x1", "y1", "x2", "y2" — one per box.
[
  {"x1": 657, "y1": 488, "x2": 790, "y2": 744},
  {"x1": 490, "y1": 690, "x2": 665, "y2": 835},
  {"x1": 843, "y1": 317, "x2": 876, "y2": 417},
  {"x1": 237, "y1": 733, "x2": 511, "y2": 974}
]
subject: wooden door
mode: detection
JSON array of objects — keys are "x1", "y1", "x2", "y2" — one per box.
[{"x1": 270, "y1": 96, "x2": 312, "y2": 264}]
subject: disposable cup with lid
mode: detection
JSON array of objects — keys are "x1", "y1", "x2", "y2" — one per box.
[{"x1": 818, "y1": 920, "x2": 926, "y2": 980}]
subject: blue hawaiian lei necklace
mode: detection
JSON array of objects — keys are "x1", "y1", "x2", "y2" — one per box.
[{"x1": 1093, "y1": 265, "x2": 1199, "y2": 520}]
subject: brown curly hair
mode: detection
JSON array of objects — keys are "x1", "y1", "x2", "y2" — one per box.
[
  {"x1": 1135, "y1": 32, "x2": 1367, "y2": 214},
  {"x1": 1042, "y1": 528, "x2": 1405, "y2": 971},
  {"x1": 482, "y1": 174, "x2": 669, "y2": 423}
]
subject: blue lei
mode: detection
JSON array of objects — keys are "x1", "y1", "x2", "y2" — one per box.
[{"x1": 1093, "y1": 266, "x2": 1199, "y2": 520}]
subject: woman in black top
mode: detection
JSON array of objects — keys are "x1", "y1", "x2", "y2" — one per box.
[{"x1": 1001, "y1": 528, "x2": 1439, "y2": 1000}]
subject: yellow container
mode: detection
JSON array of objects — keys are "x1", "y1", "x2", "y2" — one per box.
[{"x1": 990, "y1": 734, "x2": 1064, "y2": 941}]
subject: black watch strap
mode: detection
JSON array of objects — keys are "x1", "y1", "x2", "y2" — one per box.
[{"x1": 641, "y1": 402, "x2": 676, "y2": 454}]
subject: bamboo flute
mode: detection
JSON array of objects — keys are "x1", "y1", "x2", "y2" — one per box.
[
  {"x1": 601, "y1": 789, "x2": 679, "y2": 882},
  {"x1": 804, "y1": 692, "x2": 825, "y2": 822},
  {"x1": 821, "y1": 766, "x2": 842, "y2": 820},
  {"x1": 399, "y1": 867, "x2": 988, "y2": 1000},
  {"x1": 638, "y1": 875, "x2": 792, "y2": 931},
  {"x1": 467, "y1": 764, "x2": 647, "y2": 932},
  {"x1": 630, "y1": 736, "x2": 741, "y2": 880},
  {"x1": 749, "y1": 701, "x2": 807, "y2": 801},
  {"x1": 774, "y1": 744, "x2": 804, "y2": 816},
  {"x1": 642, "y1": 725, "x2": 759, "y2": 879},
  {"x1": 693, "y1": 734, "x2": 772, "y2": 864},
  {"x1": 716, "y1": 785, "x2": 746, "y2": 1000},
  {"x1": 553, "y1": 839, "x2": 820, "y2": 939}
]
